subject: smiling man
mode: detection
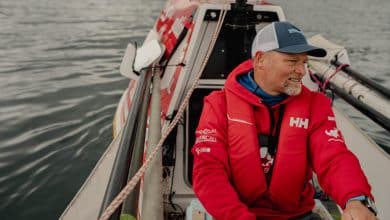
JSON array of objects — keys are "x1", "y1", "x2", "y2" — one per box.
[{"x1": 192, "y1": 21, "x2": 377, "y2": 220}]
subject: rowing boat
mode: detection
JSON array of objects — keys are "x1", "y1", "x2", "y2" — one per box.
[{"x1": 60, "y1": 0, "x2": 390, "y2": 219}]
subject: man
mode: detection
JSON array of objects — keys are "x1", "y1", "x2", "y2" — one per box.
[{"x1": 192, "y1": 21, "x2": 377, "y2": 220}]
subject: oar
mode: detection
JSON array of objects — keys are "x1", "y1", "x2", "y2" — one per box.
[
  {"x1": 331, "y1": 59, "x2": 390, "y2": 99},
  {"x1": 308, "y1": 35, "x2": 390, "y2": 132},
  {"x1": 314, "y1": 74, "x2": 390, "y2": 131},
  {"x1": 99, "y1": 70, "x2": 151, "y2": 220}
]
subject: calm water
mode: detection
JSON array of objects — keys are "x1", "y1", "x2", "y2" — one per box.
[{"x1": 0, "y1": 0, "x2": 388, "y2": 219}]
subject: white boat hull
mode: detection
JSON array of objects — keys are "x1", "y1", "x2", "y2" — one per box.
[{"x1": 61, "y1": 1, "x2": 389, "y2": 219}]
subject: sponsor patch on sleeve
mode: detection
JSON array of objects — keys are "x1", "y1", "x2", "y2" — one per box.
[
  {"x1": 194, "y1": 147, "x2": 211, "y2": 155},
  {"x1": 325, "y1": 127, "x2": 344, "y2": 143},
  {"x1": 195, "y1": 128, "x2": 217, "y2": 144}
]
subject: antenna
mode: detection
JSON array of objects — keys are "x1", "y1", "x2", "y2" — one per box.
[{"x1": 231, "y1": 0, "x2": 251, "y2": 11}]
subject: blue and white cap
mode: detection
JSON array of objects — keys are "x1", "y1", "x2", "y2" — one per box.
[{"x1": 251, "y1": 21, "x2": 326, "y2": 57}]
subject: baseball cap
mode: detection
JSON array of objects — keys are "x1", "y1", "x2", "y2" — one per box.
[{"x1": 251, "y1": 21, "x2": 326, "y2": 57}]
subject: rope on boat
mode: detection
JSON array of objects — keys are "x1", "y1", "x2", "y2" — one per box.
[
  {"x1": 320, "y1": 63, "x2": 349, "y2": 91},
  {"x1": 99, "y1": 6, "x2": 228, "y2": 220},
  {"x1": 308, "y1": 63, "x2": 349, "y2": 93}
]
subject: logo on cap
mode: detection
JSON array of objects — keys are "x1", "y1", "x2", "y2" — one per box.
[{"x1": 288, "y1": 28, "x2": 303, "y2": 34}]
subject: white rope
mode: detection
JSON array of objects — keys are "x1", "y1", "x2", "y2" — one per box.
[{"x1": 99, "y1": 6, "x2": 228, "y2": 220}]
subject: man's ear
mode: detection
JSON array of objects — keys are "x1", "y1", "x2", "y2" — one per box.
[{"x1": 253, "y1": 51, "x2": 265, "y2": 69}]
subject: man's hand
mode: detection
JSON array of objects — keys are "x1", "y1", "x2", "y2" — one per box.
[{"x1": 342, "y1": 200, "x2": 376, "y2": 220}]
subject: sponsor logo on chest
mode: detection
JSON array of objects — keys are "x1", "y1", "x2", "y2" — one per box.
[{"x1": 289, "y1": 117, "x2": 309, "y2": 129}]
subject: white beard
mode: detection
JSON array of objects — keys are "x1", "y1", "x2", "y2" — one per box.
[{"x1": 284, "y1": 83, "x2": 302, "y2": 96}]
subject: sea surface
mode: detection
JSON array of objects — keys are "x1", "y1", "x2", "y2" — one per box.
[{"x1": 0, "y1": 0, "x2": 388, "y2": 219}]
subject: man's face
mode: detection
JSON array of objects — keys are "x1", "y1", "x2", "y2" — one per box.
[{"x1": 254, "y1": 51, "x2": 308, "y2": 96}]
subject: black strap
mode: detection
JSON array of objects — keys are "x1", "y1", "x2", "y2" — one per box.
[
  {"x1": 258, "y1": 105, "x2": 285, "y2": 156},
  {"x1": 271, "y1": 105, "x2": 285, "y2": 155}
]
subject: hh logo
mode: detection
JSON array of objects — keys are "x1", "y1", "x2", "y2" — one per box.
[{"x1": 289, "y1": 117, "x2": 309, "y2": 129}]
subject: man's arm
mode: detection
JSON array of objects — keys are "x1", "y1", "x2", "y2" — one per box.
[
  {"x1": 192, "y1": 94, "x2": 256, "y2": 220},
  {"x1": 308, "y1": 94, "x2": 375, "y2": 216}
]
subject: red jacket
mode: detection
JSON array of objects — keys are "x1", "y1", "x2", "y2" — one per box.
[{"x1": 192, "y1": 60, "x2": 372, "y2": 220}]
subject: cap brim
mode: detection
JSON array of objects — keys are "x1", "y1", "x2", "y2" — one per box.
[{"x1": 274, "y1": 44, "x2": 327, "y2": 57}]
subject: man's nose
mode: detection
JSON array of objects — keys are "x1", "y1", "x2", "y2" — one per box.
[{"x1": 295, "y1": 63, "x2": 307, "y2": 75}]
